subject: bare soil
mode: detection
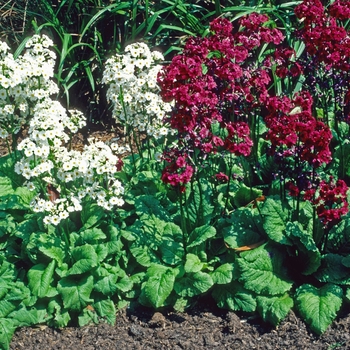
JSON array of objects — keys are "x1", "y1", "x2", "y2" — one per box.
[{"x1": 9, "y1": 299, "x2": 350, "y2": 350}]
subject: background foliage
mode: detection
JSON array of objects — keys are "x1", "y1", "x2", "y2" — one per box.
[{"x1": 0, "y1": 0, "x2": 302, "y2": 124}]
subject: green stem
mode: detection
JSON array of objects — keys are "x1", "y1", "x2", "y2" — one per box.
[{"x1": 179, "y1": 189, "x2": 188, "y2": 253}]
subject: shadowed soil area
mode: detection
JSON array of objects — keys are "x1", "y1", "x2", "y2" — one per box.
[{"x1": 9, "y1": 300, "x2": 350, "y2": 350}]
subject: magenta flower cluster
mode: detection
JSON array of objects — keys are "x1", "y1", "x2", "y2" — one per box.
[
  {"x1": 304, "y1": 177, "x2": 349, "y2": 227},
  {"x1": 295, "y1": 0, "x2": 350, "y2": 70},
  {"x1": 264, "y1": 91, "x2": 332, "y2": 169},
  {"x1": 158, "y1": 15, "x2": 284, "y2": 190}
]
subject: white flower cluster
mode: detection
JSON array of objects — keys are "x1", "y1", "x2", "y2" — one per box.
[
  {"x1": 0, "y1": 35, "x2": 58, "y2": 138},
  {"x1": 102, "y1": 42, "x2": 172, "y2": 138},
  {"x1": 14, "y1": 102, "x2": 125, "y2": 225},
  {"x1": 9, "y1": 35, "x2": 126, "y2": 226}
]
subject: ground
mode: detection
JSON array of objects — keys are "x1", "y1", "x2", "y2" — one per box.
[{"x1": 9, "y1": 299, "x2": 350, "y2": 350}]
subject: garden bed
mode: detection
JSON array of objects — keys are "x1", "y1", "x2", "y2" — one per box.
[{"x1": 10, "y1": 301, "x2": 350, "y2": 350}]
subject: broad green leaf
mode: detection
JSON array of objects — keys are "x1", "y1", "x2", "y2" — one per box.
[
  {"x1": 186, "y1": 180, "x2": 214, "y2": 226},
  {"x1": 14, "y1": 186, "x2": 36, "y2": 207},
  {"x1": 115, "y1": 276, "x2": 133, "y2": 293},
  {"x1": 0, "y1": 260, "x2": 16, "y2": 285},
  {"x1": 174, "y1": 272, "x2": 213, "y2": 298},
  {"x1": 0, "y1": 177, "x2": 14, "y2": 197},
  {"x1": 326, "y1": 218, "x2": 350, "y2": 254},
  {"x1": 78, "y1": 308, "x2": 98, "y2": 327},
  {"x1": 295, "y1": 284, "x2": 343, "y2": 335},
  {"x1": 211, "y1": 263, "x2": 234, "y2": 285},
  {"x1": 27, "y1": 261, "x2": 56, "y2": 298},
  {"x1": 8, "y1": 307, "x2": 40, "y2": 327},
  {"x1": 342, "y1": 255, "x2": 350, "y2": 268},
  {"x1": 160, "y1": 240, "x2": 184, "y2": 265},
  {"x1": 237, "y1": 242, "x2": 292, "y2": 295},
  {"x1": 0, "y1": 300, "x2": 17, "y2": 318},
  {"x1": 94, "y1": 299, "x2": 116, "y2": 325},
  {"x1": 187, "y1": 225, "x2": 216, "y2": 248},
  {"x1": 130, "y1": 245, "x2": 152, "y2": 267},
  {"x1": 184, "y1": 254, "x2": 204, "y2": 273},
  {"x1": 75, "y1": 227, "x2": 107, "y2": 245},
  {"x1": 39, "y1": 246, "x2": 66, "y2": 266},
  {"x1": 135, "y1": 195, "x2": 171, "y2": 221},
  {"x1": 81, "y1": 203, "x2": 105, "y2": 229},
  {"x1": 223, "y1": 208, "x2": 264, "y2": 249},
  {"x1": 163, "y1": 222, "x2": 183, "y2": 243},
  {"x1": 94, "y1": 274, "x2": 118, "y2": 296},
  {"x1": 345, "y1": 288, "x2": 350, "y2": 303},
  {"x1": 314, "y1": 254, "x2": 350, "y2": 284},
  {"x1": 261, "y1": 197, "x2": 292, "y2": 246},
  {"x1": 0, "y1": 214, "x2": 16, "y2": 237},
  {"x1": 142, "y1": 265, "x2": 176, "y2": 308},
  {"x1": 57, "y1": 275, "x2": 94, "y2": 311},
  {"x1": 285, "y1": 222, "x2": 321, "y2": 275},
  {"x1": 257, "y1": 294, "x2": 294, "y2": 326},
  {"x1": 141, "y1": 215, "x2": 167, "y2": 236},
  {"x1": 68, "y1": 245, "x2": 98, "y2": 275},
  {"x1": 0, "y1": 318, "x2": 16, "y2": 350},
  {"x1": 233, "y1": 183, "x2": 263, "y2": 207},
  {"x1": 212, "y1": 281, "x2": 256, "y2": 312},
  {"x1": 95, "y1": 244, "x2": 109, "y2": 262},
  {"x1": 106, "y1": 224, "x2": 124, "y2": 255}
]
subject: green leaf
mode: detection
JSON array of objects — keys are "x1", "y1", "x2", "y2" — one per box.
[
  {"x1": 76, "y1": 227, "x2": 107, "y2": 245},
  {"x1": 27, "y1": 261, "x2": 56, "y2": 298},
  {"x1": 58, "y1": 275, "x2": 94, "y2": 311},
  {"x1": 0, "y1": 260, "x2": 16, "y2": 285},
  {"x1": 94, "y1": 274, "x2": 118, "y2": 296},
  {"x1": 187, "y1": 225, "x2": 216, "y2": 248},
  {"x1": 129, "y1": 245, "x2": 152, "y2": 267},
  {"x1": 314, "y1": 254, "x2": 350, "y2": 284},
  {"x1": 39, "y1": 246, "x2": 66, "y2": 266},
  {"x1": 185, "y1": 180, "x2": 214, "y2": 226},
  {"x1": 0, "y1": 318, "x2": 16, "y2": 350},
  {"x1": 8, "y1": 306, "x2": 41, "y2": 327},
  {"x1": 174, "y1": 272, "x2": 213, "y2": 298},
  {"x1": 160, "y1": 240, "x2": 184, "y2": 266},
  {"x1": 135, "y1": 195, "x2": 171, "y2": 221},
  {"x1": 0, "y1": 177, "x2": 14, "y2": 197},
  {"x1": 295, "y1": 284, "x2": 343, "y2": 335},
  {"x1": 141, "y1": 265, "x2": 176, "y2": 308},
  {"x1": 285, "y1": 222, "x2": 321, "y2": 275},
  {"x1": 81, "y1": 203, "x2": 105, "y2": 229},
  {"x1": 261, "y1": 197, "x2": 292, "y2": 246},
  {"x1": 237, "y1": 242, "x2": 292, "y2": 295},
  {"x1": 14, "y1": 186, "x2": 36, "y2": 207},
  {"x1": 68, "y1": 245, "x2": 98, "y2": 275},
  {"x1": 184, "y1": 254, "x2": 204, "y2": 273},
  {"x1": 106, "y1": 224, "x2": 123, "y2": 255},
  {"x1": 326, "y1": 217, "x2": 350, "y2": 254},
  {"x1": 212, "y1": 281, "x2": 256, "y2": 312},
  {"x1": 0, "y1": 300, "x2": 17, "y2": 318},
  {"x1": 233, "y1": 184, "x2": 263, "y2": 207},
  {"x1": 257, "y1": 294, "x2": 294, "y2": 326},
  {"x1": 78, "y1": 308, "x2": 98, "y2": 327},
  {"x1": 211, "y1": 263, "x2": 234, "y2": 285},
  {"x1": 223, "y1": 208, "x2": 264, "y2": 249},
  {"x1": 94, "y1": 299, "x2": 116, "y2": 325},
  {"x1": 115, "y1": 276, "x2": 133, "y2": 293}
]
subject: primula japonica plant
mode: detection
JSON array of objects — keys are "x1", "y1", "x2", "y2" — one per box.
[
  {"x1": 111, "y1": 9, "x2": 350, "y2": 336},
  {"x1": 0, "y1": 35, "x2": 132, "y2": 349}
]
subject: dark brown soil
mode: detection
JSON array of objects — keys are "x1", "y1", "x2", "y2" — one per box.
[{"x1": 9, "y1": 301, "x2": 350, "y2": 350}]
